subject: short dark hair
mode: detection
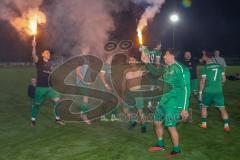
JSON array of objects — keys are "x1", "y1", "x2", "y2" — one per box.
[
  {"x1": 165, "y1": 48, "x2": 176, "y2": 56},
  {"x1": 205, "y1": 51, "x2": 214, "y2": 58}
]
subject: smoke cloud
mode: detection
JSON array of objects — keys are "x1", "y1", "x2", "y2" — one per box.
[
  {"x1": 0, "y1": 0, "x2": 43, "y2": 20},
  {"x1": 46, "y1": 0, "x2": 120, "y2": 56},
  {"x1": 136, "y1": 0, "x2": 165, "y2": 45},
  {"x1": 0, "y1": 0, "x2": 165, "y2": 57}
]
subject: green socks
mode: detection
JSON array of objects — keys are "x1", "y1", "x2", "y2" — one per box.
[
  {"x1": 31, "y1": 104, "x2": 40, "y2": 120},
  {"x1": 157, "y1": 138, "x2": 164, "y2": 147},
  {"x1": 80, "y1": 103, "x2": 89, "y2": 113},
  {"x1": 140, "y1": 123, "x2": 146, "y2": 128},
  {"x1": 201, "y1": 117, "x2": 207, "y2": 125},
  {"x1": 223, "y1": 119, "x2": 229, "y2": 127},
  {"x1": 173, "y1": 146, "x2": 181, "y2": 153},
  {"x1": 156, "y1": 138, "x2": 180, "y2": 152}
]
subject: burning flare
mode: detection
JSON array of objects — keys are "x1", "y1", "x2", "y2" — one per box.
[
  {"x1": 10, "y1": 8, "x2": 46, "y2": 37},
  {"x1": 29, "y1": 15, "x2": 38, "y2": 36},
  {"x1": 137, "y1": 28, "x2": 143, "y2": 45},
  {"x1": 136, "y1": 0, "x2": 165, "y2": 45}
]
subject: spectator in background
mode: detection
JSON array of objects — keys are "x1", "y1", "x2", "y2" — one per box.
[
  {"x1": 28, "y1": 78, "x2": 37, "y2": 103},
  {"x1": 212, "y1": 50, "x2": 227, "y2": 69},
  {"x1": 181, "y1": 51, "x2": 201, "y2": 110},
  {"x1": 226, "y1": 73, "x2": 240, "y2": 81},
  {"x1": 182, "y1": 51, "x2": 199, "y2": 96}
]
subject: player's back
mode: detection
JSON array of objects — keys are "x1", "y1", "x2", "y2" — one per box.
[{"x1": 201, "y1": 63, "x2": 224, "y2": 93}]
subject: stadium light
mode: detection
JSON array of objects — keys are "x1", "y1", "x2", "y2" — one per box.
[
  {"x1": 169, "y1": 13, "x2": 179, "y2": 48},
  {"x1": 170, "y1": 14, "x2": 179, "y2": 23}
]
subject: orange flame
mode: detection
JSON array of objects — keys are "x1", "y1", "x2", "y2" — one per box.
[
  {"x1": 29, "y1": 15, "x2": 38, "y2": 36},
  {"x1": 10, "y1": 8, "x2": 46, "y2": 37},
  {"x1": 137, "y1": 17, "x2": 147, "y2": 45},
  {"x1": 137, "y1": 28, "x2": 143, "y2": 45}
]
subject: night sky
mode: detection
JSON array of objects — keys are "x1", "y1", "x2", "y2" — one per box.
[
  {"x1": 163, "y1": 0, "x2": 240, "y2": 56},
  {"x1": 0, "y1": 0, "x2": 240, "y2": 62}
]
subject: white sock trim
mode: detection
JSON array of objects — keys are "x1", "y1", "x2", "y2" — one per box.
[{"x1": 55, "y1": 116, "x2": 60, "y2": 120}]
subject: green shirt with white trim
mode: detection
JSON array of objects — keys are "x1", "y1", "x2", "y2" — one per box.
[
  {"x1": 143, "y1": 47, "x2": 162, "y2": 64},
  {"x1": 201, "y1": 62, "x2": 224, "y2": 93},
  {"x1": 162, "y1": 62, "x2": 190, "y2": 110},
  {"x1": 143, "y1": 47, "x2": 163, "y2": 76}
]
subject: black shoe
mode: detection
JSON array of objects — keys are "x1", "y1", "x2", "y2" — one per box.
[
  {"x1": 170, "y1": 150, "x2": 181, "y2": 155},
  {"x1": 128, "y1": 121, "x2": 137, "y2": 130},
  {"x1": 141, "y1": 125, "x2": 147, "y2": 133},
  {"x1": 162, "y1": 150, "x2": 181, "y2": 158},
  {"x1": 31, "y1": 120, "x2": 36, "y2": 127}
]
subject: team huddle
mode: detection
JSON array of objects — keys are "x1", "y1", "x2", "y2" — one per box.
[{"x1": 28, "y1": 39, "x2": 230, "y2": 158}]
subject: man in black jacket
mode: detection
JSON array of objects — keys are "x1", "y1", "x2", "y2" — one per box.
[
  {"x1": 28, "y1": 78, "x2": 37, "y2": 102},
  {"x1": 181, "y1": 51, "x2": 200, "y2": 106}
]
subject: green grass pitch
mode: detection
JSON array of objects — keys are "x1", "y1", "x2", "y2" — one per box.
[{"x1": 0, "y1": 66, "x2": 240, "y2": 160}]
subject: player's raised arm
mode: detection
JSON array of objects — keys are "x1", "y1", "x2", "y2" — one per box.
[
  {"x1": 32, "y1": 39, "x2": 38, "y2": 63},
  {"x1": 140, "y1": 46, "x2": 150, "y2": 64}
]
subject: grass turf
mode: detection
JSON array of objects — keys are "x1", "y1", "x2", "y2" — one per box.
[{"x1": 0, "y1": 66, "x2": 240, "y2": 160}]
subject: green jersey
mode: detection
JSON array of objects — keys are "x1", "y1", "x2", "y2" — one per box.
[
  {"x1": 161, "y1": 62, "x2": 190, "y2": 110},
  {"x1": 201, "y1": 62, "x2": 224, "y2": 93},
  {"x1": 143, "y1": 48, "x2": 162, "y2": 64},
  {"x1": 143, "y1": 48, "x2": 163, "y2": 76}
]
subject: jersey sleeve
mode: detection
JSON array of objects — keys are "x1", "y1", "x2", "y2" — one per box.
[
  {"x1": 143, "y1": 47, "x2": 150, "y2": 55},
  {"x1": 146, "y1": 63, "x2": 163, "y2": 76},
  {"x1": 175, "y1": 65, "x2": 190, "y2": 110}
]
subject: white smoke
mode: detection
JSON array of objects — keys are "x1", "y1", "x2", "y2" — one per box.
[
  {"x1": 46, "y1": 0, "x2": 123, "y2": 56},
  {"x1": 0, "y1": 0, "x2": 43, "y2": 20},
  {"x1": 0, "y1": 0, "x2": 165, "y2": 57},
  {"x1": 135, "y1": 0, "x2": 165, "y2": 43}
]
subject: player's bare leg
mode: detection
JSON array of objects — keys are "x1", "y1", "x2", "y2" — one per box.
[
  {"x1": 123, "y1": 108, "x2": 131, "y2": 121},
  {"x1": 200, "y1": 106, "x2": 207, "y2": 128},
  {"x1": 155, "y1": 121, "x2": 164, "y2": 140},
  {"x1": 219, "y1": 107, "x2": 230, "y2": 132},
  {"x1": 123, "y1": 107, "x2": 137, "y2": 129},
  {"x1": 168, "y1": 127, "x2": 179, "y2": 148},
  {"x1": 162, "y1": 127, "x2": 181, "y2": 158},
  {"x1": 148, "y1": 121, "x2": 165, "y2": 152},
  {"x1": 138, "y1": 109, "x2": 146, "y2": 133},
  {"x1": 80, "y1": 96, "x2": 91, "y2": 124},
  {"x1": 52, "y1": 97, "x2": 65, "y2": 126}
]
